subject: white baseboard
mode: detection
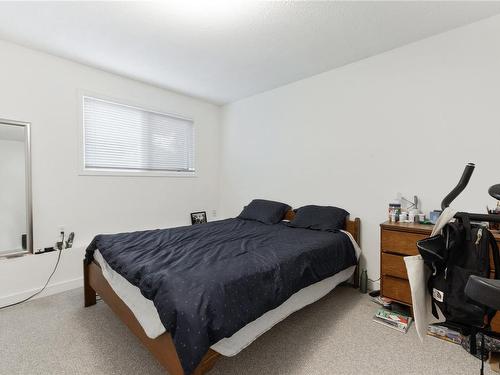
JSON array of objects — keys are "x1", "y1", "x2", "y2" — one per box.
[{"x1": 0, "y1": 277, "x2": 83, "y2": 307}]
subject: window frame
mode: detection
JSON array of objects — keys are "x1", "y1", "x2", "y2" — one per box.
[{"x1": 78, "y1": 92, "x2": 196, "y2": 178}]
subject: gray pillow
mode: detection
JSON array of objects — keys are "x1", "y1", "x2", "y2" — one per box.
[
  {"x1": 238, "y1": 199, "x2": 291, "y2": 224},
  {"x1": 288, "y1": 205, "x2": 349, "y2": 231}
]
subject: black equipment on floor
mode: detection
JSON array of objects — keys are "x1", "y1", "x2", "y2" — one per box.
[{"x1": 418, "y1": 163, "x2": 500, "y2": 375}]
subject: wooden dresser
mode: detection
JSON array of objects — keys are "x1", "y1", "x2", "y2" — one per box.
[{"x1": 380, "y1": 221, "x2": 500, "y2": 333}]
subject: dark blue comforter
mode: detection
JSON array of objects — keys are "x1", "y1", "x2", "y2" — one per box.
[{"x1": 85, "y1": 218, "x2": 356, "y2": 374}]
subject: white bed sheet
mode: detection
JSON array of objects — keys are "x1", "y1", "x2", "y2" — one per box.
[{"x1": 93, "y1": 230, "x2": 361, "y2": 356}]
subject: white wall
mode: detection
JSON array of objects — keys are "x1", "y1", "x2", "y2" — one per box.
[
  {"x1": 0, "y1": 139, "x2": 26, "y2": 251},
  {"x1": 0, "y1": 40, "x2": 221, "y2": 304},
  {"x1": 220, "y1": 15, "x2": 500, "y2": 288}
]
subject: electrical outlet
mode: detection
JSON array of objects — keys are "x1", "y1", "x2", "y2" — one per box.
[{"x1": 212, "y1": 209, "x2": 217, "y2": 217}]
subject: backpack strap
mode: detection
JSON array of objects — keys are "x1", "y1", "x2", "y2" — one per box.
[
  {"x1": 469, "y1": 327, "x2": 478, "y2": 356},
  {"x1": 461, "y1": 214, "x2": 472, "y2": 241},
  {"x1": 428, "y1": 276, "x2": 440, "y2": 320}
]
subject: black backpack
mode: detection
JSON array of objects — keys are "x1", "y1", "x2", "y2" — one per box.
[{"x1": 417, "y1": 219, "x2": 500, "y2": 327}]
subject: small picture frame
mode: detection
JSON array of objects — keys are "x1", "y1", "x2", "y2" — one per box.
[{"x1": 191, "y1": 211, "x2": 207, "y2": 225}]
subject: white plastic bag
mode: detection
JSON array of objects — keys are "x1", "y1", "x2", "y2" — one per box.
[{"x1": 404, "y1": 207, "x2": 457, "y2": 340}]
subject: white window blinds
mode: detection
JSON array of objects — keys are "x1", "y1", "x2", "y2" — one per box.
[{"x1": 83, "y1": 96, "x2": 195, "y2": 173}]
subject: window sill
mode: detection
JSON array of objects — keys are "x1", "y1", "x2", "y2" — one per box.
[{"x1": 79, "y1": 169, "x2": 197, "y2": 178}]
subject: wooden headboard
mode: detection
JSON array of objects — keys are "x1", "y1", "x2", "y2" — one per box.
[{"x1": 284, "y1": 210, "x2": 361, "y2": 246}]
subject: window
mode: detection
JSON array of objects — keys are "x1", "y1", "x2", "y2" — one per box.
[{"x1": 82, "y1": 96, "x2": 195, "y2": 175}]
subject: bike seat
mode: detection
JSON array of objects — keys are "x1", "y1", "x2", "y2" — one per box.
[
  {"x1": 465, "y1": 275, "x2": 500, "y2": 311},
  {"x1": 489, "y1": 184, "x2": 500, "y2": 200}
]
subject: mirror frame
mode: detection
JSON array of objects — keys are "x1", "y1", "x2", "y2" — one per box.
[{"x1": 0, "y1": 118, "x2": 33, "y2": 256}]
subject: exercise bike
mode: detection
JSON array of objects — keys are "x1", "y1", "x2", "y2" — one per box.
[{"x1": 440, "y1": 163, "x2": 500, "y2": 374}]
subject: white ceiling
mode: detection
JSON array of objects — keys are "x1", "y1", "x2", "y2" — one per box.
[{"x1": 0, "y1": 1, "x2": 500, "y2": 104}]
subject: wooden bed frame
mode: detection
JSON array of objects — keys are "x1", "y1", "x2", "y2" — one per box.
[{"x1": 83, "y1": 213, "x2": 361, "y2": 375}]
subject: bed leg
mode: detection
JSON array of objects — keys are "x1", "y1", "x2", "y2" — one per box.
[
  {"x1": 84, "y1": 260, "x2": 97, "y2": 307},
  {"x1": 193, "y1": 350, "x2": 220, "y2": 375}
]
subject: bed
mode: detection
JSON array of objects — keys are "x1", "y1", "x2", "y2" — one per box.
[{"x1": 83, "y1": 209, "x2": 361, "y2": 375}]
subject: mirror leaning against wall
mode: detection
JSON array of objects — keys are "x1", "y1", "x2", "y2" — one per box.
[{"x1": 0, "y1": 119, "x2": 32, "y2": 256}]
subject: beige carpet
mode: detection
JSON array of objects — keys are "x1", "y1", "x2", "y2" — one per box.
[{"x1": 0, "y1": 286, "x2": 491, "y2": 375}]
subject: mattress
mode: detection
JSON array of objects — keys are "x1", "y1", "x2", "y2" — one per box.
[
  {"x1": 87, "y1": 218, "x2": 359, "y2": 373},
  {"x1": 93, "y1": 229, "x2": 360, "y2": 357}
]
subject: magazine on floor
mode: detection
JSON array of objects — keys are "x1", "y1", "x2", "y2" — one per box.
[{"x1": 373, "y1": 308, "x2": 412, "y2": 333}]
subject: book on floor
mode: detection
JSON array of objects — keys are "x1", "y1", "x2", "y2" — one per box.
[
  {"x1": 370, "y1": 295, "x2": 392, "y2": 308},
  {"x1": 373, "y1": 308, "x2": 412, "y2": 333},
  {"x1": 427, "y1": 324, "x2": 462, "y2": 345}
]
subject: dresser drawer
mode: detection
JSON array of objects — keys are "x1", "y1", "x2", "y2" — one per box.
[
  {"x1": 382, "y1": 276, "x2": 412, "y2": 305},
  {"x1": 381, "y1": 253, "x2": 408, "y2": 279},
  {"x1": 381, "y1": 229, "x2": 427, "y2": 256}
]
